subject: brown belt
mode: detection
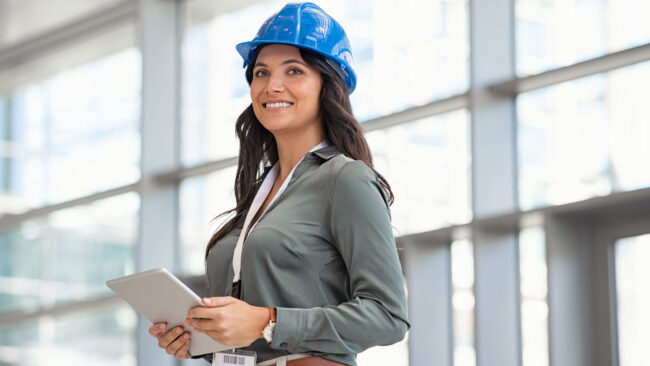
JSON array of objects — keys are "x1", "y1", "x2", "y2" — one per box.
[{"x1": 287, "y1": 356, "x2": 347, "y2": 366}]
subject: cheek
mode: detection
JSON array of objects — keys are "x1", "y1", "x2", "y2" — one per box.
[
  {"x1": 249, "y1": 84, "x2": 264, "y2": 113},
  {"x1": 297, "y1": 81, "x2": 322, "y2": 112},
  {"x1": 250, "y1": 83, "x2": 261, "y2": 102}
]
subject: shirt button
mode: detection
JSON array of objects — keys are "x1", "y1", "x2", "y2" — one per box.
[{"x1": 280, "y1": 342, "x2": 287, "y2": 349}]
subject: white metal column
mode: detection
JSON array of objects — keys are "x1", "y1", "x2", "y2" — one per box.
[
  {"x1": 137, "y1": 0, "x2": 181, "y2": 365},
  {"x1": 405, "y1": 240, "x2": 453, "y2": 366},
  {"x1": 469, "y1": 0, "x2": 521, "y2": 365},
  {"x1": 545, "y1": 216, "x2": 593, "y2": 366}
]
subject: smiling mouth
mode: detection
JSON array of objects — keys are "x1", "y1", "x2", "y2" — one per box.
[{"x1": 263, "y1": 102, "x2": 294, "y2": 109}]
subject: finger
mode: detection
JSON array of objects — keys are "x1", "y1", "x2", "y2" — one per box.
[
  {"x1": 149, "y1": 322, "x2": 167, "y2": 337},
  {"x1": 187, "y1": 306, "x2": 221, "y2": 319},
  {"x1": 202, "y1": 296, "x2": 237, "y2": 307},
  {"x1": 175, "y1": 340, "x2": 191, "y2": 359},
  {"x1": 166, "y1": 332, "x2": 191, "y2": 356},
  {"x1": 158, "y1": 326, "x2": 184, "y2": 349},
  {"x1": 187, "y1": 317, "x2": 219, "y2": 331}
]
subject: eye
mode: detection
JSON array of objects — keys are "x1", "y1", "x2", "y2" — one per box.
[
  {"x1": 287, "y1": 67, "x2": 304, "y2": 75},
  {"x1": 254, "y1": 69, "x2": 269, "y2": 78}
]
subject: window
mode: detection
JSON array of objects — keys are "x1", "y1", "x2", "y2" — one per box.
[
  {"x1": 451, "y1": 239, "x2": 476, "y2": 366},
  {"x1": 0, "y1": 192, "x2": 138, "y2": 365},
  {"x1": 614, "y1": 233, "x2": 650, "y2": 366},
  {"x1": 0, "y1": 306, "x2": 137, "y2": 365},
  {"x1": 366, "y1": 110, "x2": 472, "y2": 235},
  {"x1": 0, "y1": 48, "x2": 141, "y2": 216},
  {"x1": 517, "y1": 61, "x2": 650, "y2": 210},
  {"x1": 179, "y1": 167, "x2": 237, "y2": 275},
  {"x1": 520, "y1": 227, "x2": 549, "y2": 366},
  {"x1": 516, "y1": 0, "x2": 650, "y2": 76},
  {"x1": 0, "y1": 193, "x2": 139, "y2": 313}
]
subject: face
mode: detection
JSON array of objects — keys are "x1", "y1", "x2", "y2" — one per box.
[{"x1": 250, "y1": 44, "x2": 323, "y2": 136}]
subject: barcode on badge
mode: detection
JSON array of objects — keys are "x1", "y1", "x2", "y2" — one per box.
[{"x1": 223, "y1": 354, "x2": 246, "y2": 365}]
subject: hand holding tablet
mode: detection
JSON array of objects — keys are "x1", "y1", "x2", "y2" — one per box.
[
  {"x1": 106, "y1": 268, "x2": 241, "y2": 356},
  {"x1": 148, "y1": 321, "x2": 192, "y2": 359}
]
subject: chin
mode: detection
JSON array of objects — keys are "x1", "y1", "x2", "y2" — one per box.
[{"x1": 260, "y1": 122, "x2": 294, "y2": 134}]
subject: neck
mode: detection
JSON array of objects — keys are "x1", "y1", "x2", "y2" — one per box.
[{"x1": 273, "y1": 128, "x2": 326, "y2": 182}]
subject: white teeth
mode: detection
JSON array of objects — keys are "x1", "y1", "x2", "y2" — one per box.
[{"x1": 265, "y1": 102, "x2": 293, "y2": 108}]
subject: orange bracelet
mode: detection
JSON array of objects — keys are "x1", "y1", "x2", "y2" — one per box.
[
  {"x1": 262, "y1": 307, "x2": 277, "y2": 343},
  {"x1": 268, "y1": 307, "x2": 277, "y2": 323}
]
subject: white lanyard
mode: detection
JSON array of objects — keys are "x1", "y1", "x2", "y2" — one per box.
[{"x1": 231, "y1": 140, "x2": 329, "y2": 282}]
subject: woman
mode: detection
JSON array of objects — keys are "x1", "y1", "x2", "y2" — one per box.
[{"x1": 149, "y1": 3, "x2": 409, "y2": 365}]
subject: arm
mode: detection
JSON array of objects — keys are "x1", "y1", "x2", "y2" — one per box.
[{"x1": 270, "y1": 160, "x2": 410, "y2": 355}]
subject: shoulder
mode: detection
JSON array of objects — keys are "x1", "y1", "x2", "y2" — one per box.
[
  {"x1": 324, "y1": 156, "x2": 388, "y2": 207},
  {"x1": 317, "y1": 154, "x2": 374, "y2": 186},
  {"x1": 333, "y1": 157, "x2": 377, "y2": 185}
]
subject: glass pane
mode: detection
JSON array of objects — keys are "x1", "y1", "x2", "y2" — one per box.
[
  {"x1": 1, "y1": 96, "x2": 8, "y2": 200},
  {"x1": 366, "y1": 110, "x2": 472, "y2": 235},
  {"x1": 179, "y1": 167, "x2": 238, "y2": 275},
  {"x1": 451, "y1": 239, "x2": 476, "y2": 366},
  {"x1": 517, "y1": 61, "x2": 650, "y2": 210},
  {"x1": 0, "y1": 193, "x2": 139, "y2": 314},
  {"x1": 182, "y1": 0, "x2": 469, "y2": 165},
  {"x1": 0, "y1": 0, "x2": 124, "y2": 47},
  {"x1": 519, "y1": 227, "x2": 549, "y2": 366},
  {"x1": 0, "y1": 48, "x2": 141, "y2": 217},
  {"x1": 615, "y1": 233, "x2": 650, "y2": 366},
  {"x1": 0, "y1": 306, "x2": 137, "y2": 365},
  {"x1": 516, "y1": 0, "x2": 650, "y2": 76}
]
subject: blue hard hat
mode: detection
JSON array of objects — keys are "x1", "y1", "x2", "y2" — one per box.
[{"x1": 236, "y1": 2, "x2": 357, "y2": 93}]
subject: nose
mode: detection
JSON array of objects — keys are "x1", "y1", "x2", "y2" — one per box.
[{"x1": 266, "y1": 73, "x2": 285, "y2": 94}]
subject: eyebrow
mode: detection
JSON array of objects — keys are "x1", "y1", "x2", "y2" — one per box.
[{"x1": 254, "y1": 59, "x2": 308, "y2": 68}]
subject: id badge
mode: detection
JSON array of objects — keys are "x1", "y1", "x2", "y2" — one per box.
[{"x1": 213, "y1": 349, "x2": 257, "y2": 366}]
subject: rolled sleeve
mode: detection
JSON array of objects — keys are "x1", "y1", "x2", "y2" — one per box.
[{"x1": 269, "y1": 160, "x2": 410, "y2": 355}]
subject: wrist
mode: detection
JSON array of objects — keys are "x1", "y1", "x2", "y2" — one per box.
[{"x1": 258, "y1": 306, "x2": 270, "y2": 331}]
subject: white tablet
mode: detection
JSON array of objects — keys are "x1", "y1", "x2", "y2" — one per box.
[{"x1": 106, "y1": 268, "x2": 240, "y2": 356}]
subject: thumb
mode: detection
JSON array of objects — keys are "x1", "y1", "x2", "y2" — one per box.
[{"x1": 202, "y1": 296, "x2": 237, "y2": 307}]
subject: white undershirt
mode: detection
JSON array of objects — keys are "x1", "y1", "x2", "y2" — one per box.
[{"x1": 231, "y1": 140, "x2": 330, "y2": 282}]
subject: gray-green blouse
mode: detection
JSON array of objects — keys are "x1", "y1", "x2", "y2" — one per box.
[{"x1": 201, "y1": 144, "x2": 410, "y2": 366}]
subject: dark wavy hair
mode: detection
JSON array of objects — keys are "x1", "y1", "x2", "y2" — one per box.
[{"x1": 205, "y1": 45, "x2": 395, "y2": 258}]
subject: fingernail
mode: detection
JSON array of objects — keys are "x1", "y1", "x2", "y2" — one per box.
[
  {"x1": 159, "y1": 323, "x2": 166, "y2": 330},
  {"x1": 184, "y1": 334, "x2": 190, "y2": 340},
  {"x1": 203, "y1": 298, "x2": 212, "y2": 305},
  {"x1": 176, "y1": 328, "x2": 182, "y2": 335}
]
